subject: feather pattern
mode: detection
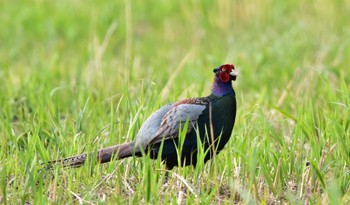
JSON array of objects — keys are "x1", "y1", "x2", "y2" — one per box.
[
  {"x1": 150, "y1": 103, "x2": 206, "y2": 144},
  {"x1": 134, "y1": 104, "x2": 173, "y2": 150}
]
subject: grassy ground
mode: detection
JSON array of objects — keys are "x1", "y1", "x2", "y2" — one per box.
[{"x1": 1, "y1": 0, "x2": 349, "y2": 204}]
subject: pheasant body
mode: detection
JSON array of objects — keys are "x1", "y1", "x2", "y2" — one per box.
[
  {"x1": 149, "y1": 94, "x2": 236, "y2": 169},
  {"x1": 46, "y1": 64, "x2": 238, "y2": 170}
]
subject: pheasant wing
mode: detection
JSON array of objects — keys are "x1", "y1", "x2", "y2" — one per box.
[
  {"x1": 149, "y1": 103, "x2": 206, "y2": 144},
  {"x1": 135, "y1": 104, "x2": 173, "y2": 150}
]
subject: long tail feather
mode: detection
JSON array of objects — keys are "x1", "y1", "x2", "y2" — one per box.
[{"x1": 44, "y1": 142, "x2": 136, "y2": 170}]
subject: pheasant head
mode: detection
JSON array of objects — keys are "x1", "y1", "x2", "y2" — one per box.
[
  {"x1": 213, "y1": 64, "x2": 238, "y2": 82},
  {"x1": 212, "y1": 64, "x2": 238, "y2": 96}
]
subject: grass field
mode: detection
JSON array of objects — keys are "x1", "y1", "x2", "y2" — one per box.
[{"x1": 1, "y1": 0, "x2": 349, "y2": 204}]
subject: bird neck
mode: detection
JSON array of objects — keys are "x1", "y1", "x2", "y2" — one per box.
[{"x1": 211, "y1": 76, "x2": 234, "y2": 97}]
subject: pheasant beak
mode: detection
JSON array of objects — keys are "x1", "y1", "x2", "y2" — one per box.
[
  {"x1": 229, "y1": 69, "x2": 238, "y2": 77},
  {"x1": 229, "y1": 68, "x2": 238, "y2": 81}
]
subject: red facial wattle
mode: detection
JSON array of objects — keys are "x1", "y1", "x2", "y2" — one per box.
[
  {"x1": 219, "y1": 64, "x2": 236, "y2": 82},
  {"x1": 219, "y1": 72, "x2": 230, "y2": 82}
]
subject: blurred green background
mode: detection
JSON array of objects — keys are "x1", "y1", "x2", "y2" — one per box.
[
  {"x1": 2, "y1": 0, "x2": 348, "y2": 98},
  {"x1": 0, "y1": 0, "x2": 349, "y2": 204}
]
